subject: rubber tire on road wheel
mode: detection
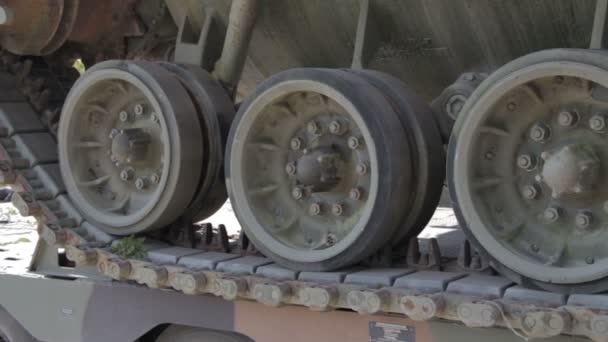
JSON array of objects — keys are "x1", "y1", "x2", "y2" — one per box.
[
  {"x1": 226, "y1": 68, "x2": 411, "y2": 271},
  {"x1": 449, "y1": 48, "x2": 608, "y2": 293},
  {"x1": 156, "y1": 326, "x2": 253, "y2": 342},
  {"x1": 348, "y1": 70, "x2": 445, "y2": 244},
  {"x1": 0, "y1": 307, "x2": 37, "y2": 342}
]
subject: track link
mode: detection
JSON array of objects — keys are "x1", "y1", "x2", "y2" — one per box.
[{"x1": 2, "y1": 54, "x2": 608, "y2": 341}]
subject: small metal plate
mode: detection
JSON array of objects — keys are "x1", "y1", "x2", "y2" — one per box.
[{"x1": 369, "y1": 321, "x2": 415, "y2": 342}]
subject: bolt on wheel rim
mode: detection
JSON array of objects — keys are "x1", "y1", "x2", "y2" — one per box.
[
  {"x1": 454, "y1": 60, "x2": 608, "y2": 284},
  {"x1": 229, "y1": 81, "x2": 379, "y2": 263}
]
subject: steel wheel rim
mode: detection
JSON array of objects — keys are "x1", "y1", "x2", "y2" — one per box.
[
  {"x1": 60, "y1": 69, "x2": 170, "y2": 226},
  {"x1": 230, "y1": 80, "x2": 379, "y2": 263},
  {"x1": 454, "y1": 61, "x2": 608, "y2": 284}
]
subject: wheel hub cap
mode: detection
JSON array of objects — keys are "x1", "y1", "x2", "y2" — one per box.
[
  {"x1": 541, "y1": 144, "x2": 600, "y2": 198},
  {"x1": 110, "y1": 128, "x2": 151, "y2": 164},
  {"x1": 296, "y1": 147, "x2": 341, "y2": 192}
]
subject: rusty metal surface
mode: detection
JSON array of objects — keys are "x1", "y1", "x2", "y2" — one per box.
[{"x1": 0, "y1": 0, "x2": 142, "y2": 56}]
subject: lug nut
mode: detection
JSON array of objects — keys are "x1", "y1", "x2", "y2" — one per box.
[
  {"x1": 329, "y1": 121, "x2": 343, "y2": 135},
  {"x1": 576, "y1": 212, "x2": 593, "y2": 229},
  {"x1": 135, "y1": 178, "x2": 147, "y2": 190},
  {"x1": 150, "y1": 173, "x2": 160, "y2": 184},
  {"x1": 307, "y1": 121, "x2": 320, "y2": 135},
  {"x1": 356, "y1": 162, "x2": 369, "y2": 175},
  {"x1": 134, "y1": 104, "x2": 145, "y2": 116},
  {"x1": 120, "y1": 168, "x2": 134, "y2": 181},
  {"x1": 331, "y1": 204, "x2": 344, "y2": 216},
  {"x1": 517, "y1": 154, "x2": 536, "y2": 171},
  {"x1": 557, "y1": 110, "x2": 578, "y2": 127},
  {"x1": 349, "y1": 188, "x2": 362, "y2": 201},
  {"x1": 292, "y1": 187, "x2": 304, "y2": 200},
  {"x1": 119, "y1": 111, "x2": 130, "y2": 122},
  {"x1": 285, "y1": 162, "x2": 297, "y2": 176},
  {"x1": 150, "y1": 113, "x2": 159, "y2": 123},
  {"x1": 590, "y1": 114, "x2": 607, "y2": 132},
  {"x1": 109, "y1": 129, "x2": 119, "y2": 139},
  {"x1": 522, "y1": 184, "x2": 539, "y2": 200},
  {"x1": 543, "y1": 207, "x2": 561, "y2": 223},
  {"x1": 348, "y1": 137, "x2": 360, "y2": 150},
  {"x1": 309, "y1": 203, "x2": 322, "y2": 216},
  {"x1": 530, "y1": 123, "x2": 551, "y2": 142},
  {"x1": 290, "y1": 138, "x2": 302, "y2": 151}
]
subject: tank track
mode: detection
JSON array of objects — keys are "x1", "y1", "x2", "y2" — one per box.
[{"x1": 3, "y1": 54, "x2": 608, "y2": 342}]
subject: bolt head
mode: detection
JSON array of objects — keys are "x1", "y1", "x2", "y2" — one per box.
[
  {"x1": 134, "y1": 104, "x2": 145, "y2": 116},
  {"x1": 558, "y1": 110, "x2": 577, "y2": 127},
  {"x1": 109, "y1": 129, "x2": 119, "y2": 139},
  {"x1": 331, "y1": 204, "x2": 344, "y2": 216},
  {"x1": 150, "y1": 173, "x2": 160, "y2": 184},
  {"x1": 329, "y1": 121, "x2": 343, "y2": 135},
  {"x1": 522, "y1": 185, "x2": 539, "y2": 200},
  {"x1": 590, "y1": 114, "x2": 607, "y2": 132},
  {"x1": 349, "y1": 188, "x2": 362, "y2": 201},
  {"x1": 292, "y1": 187, "x2": 304, "y2": 200},
  {"x1": 135, "y1": 178, "x2": 147, "y2": 190},
  {"x1": 120, "y1": 168, "x2": 134, "y2": 181},
  {"x1": 119, "y1": 111, "x2": 130, "y2": 122},
  {"x1": 356, "y1": 162, "x2": 368, "y2": 175},
  {"x1": 150, "y1": 113, "x2": 158, "y2": 123},
  {"x1": 517, "y1": 155, "x2": 536, "y2": 170},
  {"x1": 290, "y1": 138, "x2": 302, "y2": 151},
  {"x1": 285, "y1": 162, "x2": 297, "y2": 176},
  {"x1": 307, "y1": 121, "x2": 320, "y2": 135},
  {"x1": 576, "y1": 212, "x2": 593, "y2": 229},
  {"x1": 543, "y1": 207, "x2": 560, "y2": 223},
  {"x1": 309, "y1": 203, "x2": 322, "y2": 216},
  {"x1": 530, "y1": 123, "x2": 550, "y2": 142},
  {"x1": 507, "y1": 102, "x2": 517, "y2": 111},
  {"x1": 347, "y1": 137, "x2": 360, "y2": 150}
]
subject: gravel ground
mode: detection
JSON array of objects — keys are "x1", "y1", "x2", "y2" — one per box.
[{"x1": 0, "y1": 189, "x2": 462, "y2": 273}]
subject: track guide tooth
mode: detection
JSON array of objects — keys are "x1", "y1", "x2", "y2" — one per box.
[{"x1": 406, "y1": 237, "x2": 442, "y2": 271}]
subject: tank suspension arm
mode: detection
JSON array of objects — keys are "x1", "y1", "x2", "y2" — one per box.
[
  {"x1": 591, "y1": 0, "x2": 608, "y2": 49},
  {"x1": 214, "y1": 0, "x2": 261, "y2": 98},
  {"x1": 351, "y1": 0, "x2": 380, "y2": 69}
]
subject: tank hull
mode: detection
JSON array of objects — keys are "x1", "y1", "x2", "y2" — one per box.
[{"x1": 197, "y1": 0, "x2": 596, "y2": 99}]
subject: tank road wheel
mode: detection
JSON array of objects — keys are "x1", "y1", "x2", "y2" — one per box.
[
  {"x1": 227, "y1": 68, "x2": 411, "y2": 271},
  {"x1": 449, "y1": 49, "x2": 608, "y2": 293},
  {"x1": 59, "y1": 61, "x2": 204, "y2": 235},
  {"x1": 348, "y1": 70, "x2": 446, "y2": 243},
  {"x1": 159, "y1": 63, "x2": 235, "y2": 222}
]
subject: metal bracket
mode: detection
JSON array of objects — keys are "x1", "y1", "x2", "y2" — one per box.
[
  {"x1": 29, "y1": 240, "x2": 102, "y2": 280},
  {"x1": 174, "y1": 8, "x2": 226, "y2": 71},
  {"x1": 351, "y1": 0, "x2": 381, "y2": 69},
  {"x1": 591, "y1": 0, "x2": 608, "y2": 49}
]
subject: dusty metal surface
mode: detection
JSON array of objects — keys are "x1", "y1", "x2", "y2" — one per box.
[{"x1": 0, "y1": 0, "x2": 142, "y2": 57}]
